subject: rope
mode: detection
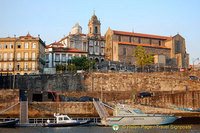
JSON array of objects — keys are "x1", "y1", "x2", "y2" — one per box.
[{"x1": 0, "y1": 102, "x2": 19, "y2": 114}]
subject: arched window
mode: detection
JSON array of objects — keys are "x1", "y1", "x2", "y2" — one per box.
[{"x1": 95, "y1": 26, "x2": 98, "y2": 33}]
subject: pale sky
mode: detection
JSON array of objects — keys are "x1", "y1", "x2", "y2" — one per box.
[{"x1": 0, "y1": 0, "x2": 199, "y2": 64}]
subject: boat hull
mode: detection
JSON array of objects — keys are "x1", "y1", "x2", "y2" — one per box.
[
  {"x1": 102, "y1": 116, "x2": 179, "y2": 126},
  {"x1": 43, "y1": 120, "x2": 91, "y2": 127},
  {"x1": 0, "y1": 119, "x2": 19, "y2": 127}
]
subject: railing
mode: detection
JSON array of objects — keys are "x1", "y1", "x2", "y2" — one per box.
[
  {"x1": 0, "y1": 117, "x2": 101, "y2": 124},
  {"x1": 0, "y1": 58, "x2": 37, "y2": 62},
  {"x1": 28, "y1": 117, "x2": 101, "y2": 124}
]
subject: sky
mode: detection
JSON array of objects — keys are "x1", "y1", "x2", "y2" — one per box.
[{"x1": 0, "y1": 0, "x2": 200, "y2": 65}]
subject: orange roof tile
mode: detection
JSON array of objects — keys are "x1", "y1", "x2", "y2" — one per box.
[
  {"x1": 113, "y1": 30, "x2": 172, "y2": 40},
  {"x1": 19, "y1": 33, "x2": 36, "y2": 39},
  {"x1": 114, "y1": 41, "x2": 171, "y2": 49},
  {"x1": 53, "y1": 47, "x2": 87, "y2": 53}
]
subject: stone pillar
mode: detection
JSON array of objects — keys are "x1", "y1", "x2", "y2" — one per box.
[{"x1": 20, "y1": 101, "x2": 28, "y2": 124}]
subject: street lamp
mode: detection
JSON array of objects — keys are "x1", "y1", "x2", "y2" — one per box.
[{"x1": 193, "y1": 58, "x2": 199, "y2": 70}]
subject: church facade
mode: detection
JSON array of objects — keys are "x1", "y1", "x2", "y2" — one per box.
[{"x1": 104, "y1": 28, "x2": 189, "y2": 69}]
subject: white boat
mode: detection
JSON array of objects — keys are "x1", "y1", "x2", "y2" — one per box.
[
  {"x1": 101, "y1": 105, "x2": 181, "y2": 126},
  {"x1": 43, "y1": 114, "x2": 91, "y2": 127}
]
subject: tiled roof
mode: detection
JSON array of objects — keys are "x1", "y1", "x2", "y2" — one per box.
[
  {"x1": 46, "y1": 42, "x2": 65, "y2": 48},
  {"x1": 113, "y1": 30, "x2": 172, "y2": 40},
  {"x1": 19, "y1": 33, "x2": 36, "y2": 39},
  {"x1": 53, "y1": 47, "x2": 87, "y2": 53},
  {"x1": 114, "y1": 41, "x2": 171, "y2": 49}
]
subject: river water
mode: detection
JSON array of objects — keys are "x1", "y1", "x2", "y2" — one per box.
[{"x1": 0, "y1": 125, "x2": 200, "y2": 133}]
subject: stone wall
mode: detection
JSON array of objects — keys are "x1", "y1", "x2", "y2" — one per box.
[
  {"x1": 0, "y1": 74, "x2": 86, "y2": 92},
  {"x1": 83, "y1": 72, "x2": 200, "y2": 92},
  {"x1": 118, "y1": 44, "x2": 171, "y2": 64},
  {"x1": 134, "y1": 91, "x2": 200, "y2": 110},
  {"x1": 0, "y1": 89, "x2": 20, "y2": 118}
]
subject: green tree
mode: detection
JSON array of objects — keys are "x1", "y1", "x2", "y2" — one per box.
[
  {"x1": 67, "y1": 56, "x2": 96, "y2": 72},
  {"x1": 133, "y1": 46, "x2": 154, "y2": 72},
  {"x1": 56, "y1": 64, "x2": 66, "y2": 73}
]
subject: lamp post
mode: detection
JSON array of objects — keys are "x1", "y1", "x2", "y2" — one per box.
[
  {"x1": 193, "y1": 58, "x2": 199, "y2": 70},
  {"x1": 13, "y1": 37, "x2": 19, "y2": 89}
]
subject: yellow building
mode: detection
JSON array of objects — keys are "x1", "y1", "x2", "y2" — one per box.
[{"x1": 0, "y1": 33, "x2": 45, "y2": 75}]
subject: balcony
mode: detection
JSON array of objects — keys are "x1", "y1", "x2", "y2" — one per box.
[{"x1": 0, "y1": 68, "x2": 14, "y2": 72}]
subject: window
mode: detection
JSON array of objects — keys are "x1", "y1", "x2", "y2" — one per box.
[
  {"x1": 45, "y1": 54, "x2": 49, "y2": 61},
  {"x1": 95, "y1": 26, "x2": 98, "y2": 33},
  {"x1": 101, "y1": 48, "x2": 104, "y2": 55},
  {"x1": 150, "y1": 39, "x2": 152, "y2": 45},
  {"x1": 90, "y1": 27, "x2": 92, "y2": 33},
  {"x1": 83, "y1": 42, "x2": 86, "y2": 51},
  {"x1": 70, "y1": 41, "x2": 73, "y2": 48},
  {"x1": 9, "y1": 43, "x2": 13, "y2": 49},
  {"x1": 129, "y1": 36, "x2": 131, "y2": 43},
  {"x1": 16, "y1": 63, "x2": 20, "y2": 71},
  {"x1": 55, "y1": 54, "x2": 60, "y2": 61},
  {"x1": 32, "y1": 43, "x2": 36, "y2": 48},
  {"x1": 24, "y1": 42, "x2": 29, "y2": 48},
  {"x1": 8, "y1": 63, "x2": 12, "y2": 70},
  {"x1": 89, "y1": 47, "x2": 93, "y2": 54},
  {"x1": 9, "y1": 53, "x2": 13, "y2": 61},
  {"x1": 0, "y1": 54, "x2": 2, "y2": 60},
  {"x1": 17, "y1": 43, "x2": 21, "y2": 48},
  {"x1": 0, "y1": 63, "x2": 1, "y2": 70},
  {"x1": 32, "y1": 62, "x2": 35, "y2": 70},
  {"x1": 4, "y1": 43, "x2": 7, "y2": 49},
  {"x1": 24, "y1": 63, "x2": 28, "y2": 70},
  {"x1": 159, "y1": 40, "x2": 161, "y2": 46},
  {"x1": 101, "y1": 42, "x2": 104, "y2": 47},
  {"x1": 64, "y1": 117, "x2": 69, "y2": 120},
  {"x1": 138, "y1": 38, "x2": 141, "y2": 44},
  {"x1": 62, "y1": 54, "x2": 66, "y2": 61},
  {"x1": 118, "y1": 36, "x2": 121, "y2": 42},
  {"x1": 32, "y1": 52, "x2": 36, "y2": 60},
  {"x1": 123, "y1": 48, "x2": 126, "y2": 56},
  {"x1": 0, "y1": 44, "x2": 2, "y2": 49},
  {"x1": 4, "y1": 53, "x2": 7, "y2": 61},
  {"x1": 58, "y1": 117, "x2": 63, "y2": 121},
  {"x1": 24, "y1": 52, "x2": 28, "y2": 60},
  {"x1": 17, "y1": 53, "x2": 21, "y2": 60},
  {"x1": 3, "y1": 63, "x2": 7, "y2": 71}
]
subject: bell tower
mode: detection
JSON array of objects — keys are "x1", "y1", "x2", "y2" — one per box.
[{"x1": 88, "y1": 12, "x2": 101, "y2": 38}]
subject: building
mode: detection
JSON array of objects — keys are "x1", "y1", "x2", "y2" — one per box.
[
  {"x1": 59, "y1": 22, "x2": 88, "y2": 52},
  {"x1": 87, "y1": 13, "x2": 105, "y2": 63},
  {"x1": 104, "y1": 28, "x2": 189, "y2": 69},
  {"x1": 45, "y1": 42, "x2": 88, "y2": 68},
  {"x1": 0, "y1": 33, "x2": 45, "y2": 75}
]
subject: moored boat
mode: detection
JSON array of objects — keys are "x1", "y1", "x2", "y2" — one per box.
[
  {"x1": 0, "y1": 119, "x2": 19, "y2": 127},
  {"x1": 43, "y1": 114, "x2": 91, "y2": 127},
  {"x1": 101, "y1": 105, "x2": 181, "y2": 126}
]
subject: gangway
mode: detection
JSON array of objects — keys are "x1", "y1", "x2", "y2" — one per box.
[{"x1": 93, "y1": 99, "x2": 109, "y2": 118}]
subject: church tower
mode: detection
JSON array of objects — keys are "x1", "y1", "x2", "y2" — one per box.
[
  {"x1": 87, "y1": 13, "x2": 105, "y2": 63},
  {"x1": 88, "y1": 12, "x2": 101, "y2": 39}
]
